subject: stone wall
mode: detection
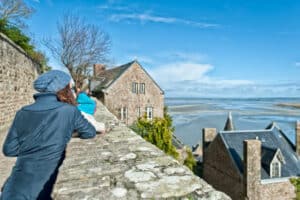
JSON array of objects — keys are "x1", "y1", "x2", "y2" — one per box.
[
  {"x1": 0, "y1": 33, "x2": 39, "y2": 131},
  {"x1": 52, "y1": 100, "x2": 231, "y2": 199},
  {"x1": 203, "y1": 135, "x2": 243, "y2": 200},
  {"x1": 104, "y1": 62, "x2": 164, "y2": 125},
  {"x1": 259, "y1": 180, "x2": 296, "y2": 200}
]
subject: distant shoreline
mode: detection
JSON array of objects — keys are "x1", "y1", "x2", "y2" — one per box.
[{"x1": 276, "y1": 103, "x2": 300, "y2": 109}]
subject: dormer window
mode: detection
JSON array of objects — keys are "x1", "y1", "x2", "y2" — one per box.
[
  {"x1": 271, "y1": 161, "x2": 281, "y2": 178},
  {"x1": 269, "y1": 149, "x2": 285, "y2": 178}
]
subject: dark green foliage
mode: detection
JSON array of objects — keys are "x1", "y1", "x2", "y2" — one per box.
[
  {"x1": 290, "y1": 178, "x2": 300, "y2": 200},
  {"x1": 184, "y1": 147, "x2": 197, "y2": 171},
  {"x1": 0, "y1": 18, "x2": 50, "y2": 71},
  {"x1": 131, "y1": 106, "x2": 197, "y2": 172},
  {"x1": 131, "y1": 107, "x2": 179, "y2": 159}
]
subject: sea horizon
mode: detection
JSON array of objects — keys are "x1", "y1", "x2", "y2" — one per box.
[{"x1": 165, "y1": 97, "x2": 300, "y2": 148}]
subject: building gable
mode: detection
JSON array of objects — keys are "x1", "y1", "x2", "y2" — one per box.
[{"x1": 106, "y1": 60, "x2": 164, "y2": 94}]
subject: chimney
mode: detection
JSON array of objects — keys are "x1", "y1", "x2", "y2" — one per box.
[
  {"x1": 202, "y1": 128, "x2": 217, "y2": 162},
  {"x1": 202, "y1": 128, "x2": 217, "y2": 149},
  {"x1": 93, "y1": 64, "x2": 106, "y2": 76},
  {"x1": 243, "y1": 139, "x2": 261, "y2": 200},
  {"x1": 296, "y1": 121, "x2": 300, "y2": 156}
]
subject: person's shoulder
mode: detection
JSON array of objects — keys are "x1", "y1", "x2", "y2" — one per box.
[{"x1": 59, "y1": 103, "x2": 78, "y2": 113}]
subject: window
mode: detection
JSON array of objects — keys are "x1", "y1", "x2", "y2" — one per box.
[
  {"x1": 137, "y1": 107, "x2": 141, "y2": 117},
  {"x1": 120, "y1": 107, "x2": 127, "y2": 121},
  {"x1": 132, "y1": 82, "x2": 138, "y2": 93},
  {"x1": 146, "y1": 107, "x2": 153, "y2": 120},
  {"x1": 271, "y1": 162, "x2": 280, "y2": 178},
  {"x1": 139, "y1": 83, "x2": 145, "y2": 94}
]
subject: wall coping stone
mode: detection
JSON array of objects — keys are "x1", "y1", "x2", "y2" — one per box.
[{"x1": 52, "y1": 100, "x2": 231, "y2": 199}]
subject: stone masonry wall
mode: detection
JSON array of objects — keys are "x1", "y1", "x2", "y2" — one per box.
[
  {"x1": 52, "y1": 100, "x2": 231, "y2": 199},
  {"x1": 104, "y1": 62, "x2": 164, "y2": 125},
  {"x1": 259, "y1": 180, "x2": 296, "y2": 200},
  {"x1": 203, "y1": 135, "x2": 243, "y2": 200},
  {"x1": 0, "y1": 33, "x2": 39, "y2": 131}
]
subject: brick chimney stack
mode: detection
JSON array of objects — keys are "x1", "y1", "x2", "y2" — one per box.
[
  {"x1": 202, "y1": 128, "x2": 217, "y2": 149},
  {"x1": 202, "y1": 128, "x2": 217, "y2": 162},
  {"x1": 243, "y1": 139, "x2": 261, "y2": 200},
  {"x1": 93, "y1": 64, "x2": 106, "y2": 76},
  {"x1": 296, "y1": 121, "x2": 300, "y2": 156}
]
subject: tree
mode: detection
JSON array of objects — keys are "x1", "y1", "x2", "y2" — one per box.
[
  {"x1": 0, "y1": 0, "x2": 34, "y2": 28},
  {"x1": 45, "y1": 13, "x2": 111, "y2": 88}
]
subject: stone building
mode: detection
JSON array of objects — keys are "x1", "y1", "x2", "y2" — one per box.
[
  {"x1": 90, "y1": 60, "x2": 164, "y2": 125},
  {"x1": 202, "y1": 113, "x2": 299, "y2": 200}
]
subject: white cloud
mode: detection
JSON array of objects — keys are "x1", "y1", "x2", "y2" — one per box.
[
  {"x1": 145, "y1": 59, "x2": 257, "y2": 97},
  {"x1": 98, "y1": 5, "x2": 130, "y2": 11},
  {"x1": 149, "y1": 62, "x2": 214, "y2": 84},
  {"x1": 108, "y1": 13, "x2": 219, "y2": 28}
]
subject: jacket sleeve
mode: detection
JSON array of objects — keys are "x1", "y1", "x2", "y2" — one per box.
[
  {"x1": 77, "y1": 93, "x2": 95, "y2": 104},
  {"x1": 74, "y1": 109, "x2": 96, "y2": 139},
  {"x1": 3, "y1": 112, "x2": 20, "y2": 157}
]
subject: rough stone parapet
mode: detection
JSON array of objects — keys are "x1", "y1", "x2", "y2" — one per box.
[
  {"x1": 0, "y1": 32, "x2": 39, "y2": 131},
  {"x1": 52, "y1": 100, "x2": 231, "y2": 199}
]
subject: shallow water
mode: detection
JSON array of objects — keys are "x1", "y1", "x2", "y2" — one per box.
[{"x1": 165, "y1": 98, "x2": 300, "y2": 147}]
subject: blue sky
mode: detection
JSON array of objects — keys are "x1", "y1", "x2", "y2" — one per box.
[{"x1": 25, "y1": 0, "x2": 300, "y2": 97}]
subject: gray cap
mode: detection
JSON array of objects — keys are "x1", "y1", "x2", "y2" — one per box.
[{"x1": 34, "y1": 70, "x2": 71, "y2": 93}]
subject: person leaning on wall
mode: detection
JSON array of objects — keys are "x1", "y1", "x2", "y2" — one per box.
[
  {"x1": 0, "y1": 70, "x2": 96, "y2": 200},
  {"x1": 76, "y1": 84, "x2": 107, "y2": 134}
]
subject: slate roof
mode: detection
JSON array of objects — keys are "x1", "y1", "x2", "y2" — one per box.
[
  {"x1": 172, "y1": 134, "x2": 185, "y2": 149},
  {"x1": 219, "y1": 123, "x2": 300, "y2": 179},
  {"x1": 91, "y1": 61, "x2": 134, "y2": 92},
  {"x1": 90, "y1": 60, "x2": 164, "y2": 94}
]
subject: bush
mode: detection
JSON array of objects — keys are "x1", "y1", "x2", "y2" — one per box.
[
  {"x1": 290, "y1": 178, "x2": 300, "y2": 200},
  {"x1": 131, "y1": 107, "x2": 197, "y2": 171},
  {"x1": 184, "y1": 147, "x2": 197, "y2": 171},
  {"x1": 131, "y1": 112, "x2": 179, "y2": 159}
]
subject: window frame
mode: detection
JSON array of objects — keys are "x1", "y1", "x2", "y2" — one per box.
[
  {"x1": 132, "y1": 82, "x2": 139, "y2": 93},
  {"x1": 120, "y1": 107, "x2": 128, "y2": 121},
  {"x1": 271, "y1": 161, "x2": 281, "y2": 178},
  {"x1": 146, "y1": 106, "x2": 153, "y2": 120},
  {"x1": 139, "y1": 83, "x2": 145, "y2": 94}
]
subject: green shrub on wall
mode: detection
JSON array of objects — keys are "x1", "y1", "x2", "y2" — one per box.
[
  {"x1": 290, "y1": 178, "x2": 300, "y2": 200},
  {"x1": 184, "y1": 148, "x2": 197, "y2": 171},
  {"x1": 131, "y1": 107, "x2": 197, "y2": 171}
]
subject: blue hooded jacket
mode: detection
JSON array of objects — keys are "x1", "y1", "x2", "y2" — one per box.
[
  {"x1": 77, "y1": 92, "x2": 96, "y2": 115},
  {"x1": 1, "y1": 92, "x2": 96, "y2": 200}
]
